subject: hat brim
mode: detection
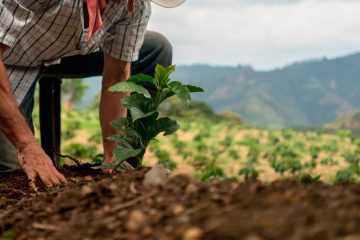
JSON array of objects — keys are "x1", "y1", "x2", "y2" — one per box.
[{"x1": 151, "y1": 0, "x2": 185, "y2": 8}]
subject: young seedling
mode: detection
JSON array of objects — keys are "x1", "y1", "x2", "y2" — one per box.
[
  {"x1": 102, "y1": 64, "x2": 203, "y2": 169},
  {"x1": 238, "y1": 165, "x2": 259, "y2": 181}
]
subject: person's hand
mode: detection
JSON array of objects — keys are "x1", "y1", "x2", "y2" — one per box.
[{"x1": 17, "y1": 142, "x2": 67, "y2": 188}]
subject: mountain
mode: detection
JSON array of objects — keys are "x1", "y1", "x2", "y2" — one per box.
[
  {"x1": 82, "y1": 52, "x2": 360, "y2": 128},
  {"x1": 172, "y1": 53, "x2": 360, "y2": 128}
]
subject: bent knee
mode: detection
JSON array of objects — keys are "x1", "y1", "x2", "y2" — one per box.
[{"x1": 144, "y1": 31, "x2": 173, "y2": 58}]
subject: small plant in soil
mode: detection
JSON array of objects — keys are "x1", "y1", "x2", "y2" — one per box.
[
  {"x1": 320, "y1": 157, "x2": 337, "y2": 166},
  {"x1": 238, "y1": 165, "x2": 259, "y2": 181},
  {"x1": 200, "y1": 165, "x2": 226, "y2": 181},
  {"x1": 271, "y1": 157, "x2": 302, "y2": 175},
  {"x1": 103, "y1": 64, "x2": 203, "y2": 169},
  {"x1": 333, "y1": 169, "x2": 356, "y2": 184},
  {"x1": 154, "y1": 149, "x2": 177, "y2": 170}
]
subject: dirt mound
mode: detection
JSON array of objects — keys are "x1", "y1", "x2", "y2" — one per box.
[{"x1": 2, "y1": 166, "x2": 360, "y2": 240}]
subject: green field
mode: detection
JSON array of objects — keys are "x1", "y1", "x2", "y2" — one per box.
[{"x1": 36, "y1": 106, "x2": 360, "y2": 185}]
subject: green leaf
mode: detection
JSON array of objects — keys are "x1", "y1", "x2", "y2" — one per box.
[
  {"x1": 128, "y1": 107, "x2": 144, "y2": 122},
  {"x1": 111, "y1": 118, "x2": 130, "y2": 130},
  {"x1": 113, "y1": 146, "x2": 143, "y2": 162},
  {"x1": 100, "y1": 146, "x2": 143, "y2": 168},
  {"x1": 155, "y1": 64, "x2": 175, "y2": 84},
  {"x1": 185, "y1": 84, "x2": 204, "y2": 93},
  {"x1": 157, "y1": 88, "x2": 175, "y2": 105},
  {"x1": 148, "y1": 117, "x2": 180, "y2": 139},
  {"x1": 106, "y1": 135, "x2": 133, "y2": 149},
  {"x1": 168, "y1": 81, "x2": 191, "y2": 106},
  {"x1": 142, "y1": 111, "x2": 159, "y2": 123},
  {"x1": 121, "y1": 94, "x2": 153, "y2": 109},
  {"x1": 115, "y1": 128, "x2": 145, "y2": 147},
  {"x1": 109, "y1": 82, "x2": 151, "y2": 98},
  {"x1": 130, "y1": 108, "x2": 157, "y2": 122},
  {"x1": 121, "y1": 94, "x2": 155, "y2": 122},
  {"x1": 127, "y1": 73, "x2": 155, "y2": 85},
  {"x1": 313, "y1": 175, "x2": 321, "y2": 181}
]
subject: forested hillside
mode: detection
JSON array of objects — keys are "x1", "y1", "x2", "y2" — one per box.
[{"x1": 173, "y1": 53, "x2": 360, "y2": 128}]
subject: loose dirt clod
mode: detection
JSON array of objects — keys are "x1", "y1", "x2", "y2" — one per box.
[
  {"x1": 171, "y1": 203, "x2": 185, "y2": 215},
  {"x1": 143, "y1": 164, "x2": 168, "y2": 187},
  {"x1": 80, "y1": 185, "x2": 93, "y2": 197},
  {"x1": 126, "y1": 209, "x2": 148, "y2": 231},
  {"x1": 182, "y1": 227, "x2": 203, "y2": 240}
]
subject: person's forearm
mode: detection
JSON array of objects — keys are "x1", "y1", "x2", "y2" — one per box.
[
  {"x1": 0, "y1": 47, "x2": 37, "y2": 150},
  {"x1": 100, "y1": 54, "x2": 131, "y2": 160},
  {"x1": 0, "y1": 45, "x2": 66, "y2": 186}
]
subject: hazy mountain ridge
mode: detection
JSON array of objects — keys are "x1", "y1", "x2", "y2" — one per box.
[
  {"x1": 172, "y1": 53, "x2": 360, "y2": 128},
  {"x1": 82, "y1": 52, "x2": 360, "y2": 128}
]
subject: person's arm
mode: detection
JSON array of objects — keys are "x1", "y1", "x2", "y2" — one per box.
[
  {"x1": 100, "y1": 0, "x2": 151, "y2": 163},
  {"x1": 100, "y1": 53, "x2": 130, "y2": 163},
  {"x1": 0, "y1": 43, "x2": 66, "y2": 186}
]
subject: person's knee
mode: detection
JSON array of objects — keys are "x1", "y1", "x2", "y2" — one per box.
[
  {"x1": 145, "y1": 31, "x2": 173, "y2": 65},
  {"x1": 133, "y1": 31, "x2": 174, "y2": 75}
]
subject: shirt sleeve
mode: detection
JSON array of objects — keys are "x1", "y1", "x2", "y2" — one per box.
[
  {"x1": 102, "y1": 0, "x2": 151, "y2": 62},
  {"x1": 0, "y1": 1, "x2": 22, "y2": 47}
]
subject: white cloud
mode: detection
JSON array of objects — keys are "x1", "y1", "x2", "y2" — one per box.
[{"x1": 148, "y1": 0, "x2": 360, "y2": 70}]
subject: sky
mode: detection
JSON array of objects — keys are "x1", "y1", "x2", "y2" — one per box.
[{"x1": 148, "y1": 0, "x2": 360, "y2": 70}]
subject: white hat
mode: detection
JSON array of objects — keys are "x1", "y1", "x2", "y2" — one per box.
[{"x1": 152, "y1": 0, "x2": 185, "y2": 8}]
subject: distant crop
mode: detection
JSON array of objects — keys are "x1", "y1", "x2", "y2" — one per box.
[
  {"x1": 238, "y1": 165, "x2": 259, "y2": 181},
  {"x1": 48, "y1": 79, "x2": 360, "y2": 183},
  {"x1": 333, "y1": 169, "x2": 356, "y2": 184},
  {"x1": 200, "y1": 166, "x2": 226, "y2": 181},
  {"x1": 320, "y1": 157, "x2": 337, "y2": 166},
  {"x1": 155, "y1": 149, "x2": 177, "y2": 170}
]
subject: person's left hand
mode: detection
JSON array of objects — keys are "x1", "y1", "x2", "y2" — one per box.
[{"x1": 17, "y1": 142, "x2": 67, "y2": 188}]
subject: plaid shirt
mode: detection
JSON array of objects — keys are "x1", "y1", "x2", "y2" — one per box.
[{"x1": 0, "y1": 0, "x2": 151, "y2": 105}]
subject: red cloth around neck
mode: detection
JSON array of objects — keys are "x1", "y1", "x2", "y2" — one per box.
[{"x1": 84, "y1": 0, "x2": 135, "y2": 42}]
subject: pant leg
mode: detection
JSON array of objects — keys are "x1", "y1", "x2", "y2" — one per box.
[
  {"x1": 0, "y1": 133, "x2": 18, "y2": 172},
  {"x1": 0, "y1": 82, "x2": 36, "y2": 172}
]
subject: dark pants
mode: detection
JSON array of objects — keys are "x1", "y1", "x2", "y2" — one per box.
[{"x1": 0, "y1": 31, "x2": 172, "y2": 172}]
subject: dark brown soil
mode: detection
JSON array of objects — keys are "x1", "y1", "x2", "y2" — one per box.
[{"x1": 1, "y1": 166, "x2": 360, "y2": 240}]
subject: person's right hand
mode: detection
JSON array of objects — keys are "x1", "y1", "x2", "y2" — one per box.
[{"x1": 17, "y1": 142, "x2": 67, "y2": 188}]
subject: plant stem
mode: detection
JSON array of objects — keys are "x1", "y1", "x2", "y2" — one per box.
[{"x1": 154, "y1": 87, "x2": 162, "y2": 109}]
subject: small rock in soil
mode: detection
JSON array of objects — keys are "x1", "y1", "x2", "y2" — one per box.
[
  {"x1": 142, "y1": 226, "x2": 153, "y2": 237},
  {"x1": 182, "y1": 227, "x2": 203, "y2": 240},
  {"x1": 171, "y1": 204, "x2": 185, "y2": 215},
  {"x1": 143, "y1": 164, "x2": 168, "y2": 187},
  {"x1": 185, "y1": 183, "x2": 198, "y2": 194},
  {"x1": 243, "y1": 234, "x2": 265, "y2": 240},
  {"x1": 126, "y1": 209, "x2": 148, "y2": 232},
  {"x1": 80, "y1": 185, "x2": 93, "y2": 197}
]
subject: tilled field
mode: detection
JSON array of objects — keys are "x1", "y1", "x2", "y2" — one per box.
[{"x1": 1, "y1": 165, "x2": 360, "y2": 240}]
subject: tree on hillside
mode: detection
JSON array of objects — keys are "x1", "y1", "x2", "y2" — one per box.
[
  {"x1": 87, "y1": 92, "x2": 101, "y2": 112},
  {"x1": 61, "y1": 78, "x2": 89, "y2": 109},
  {"x1": 218, "y1": 111, "x2": 244, "y2": 125},
  {"x1": 159, "y1": 97, "x2": 216, "y2": 117}
]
